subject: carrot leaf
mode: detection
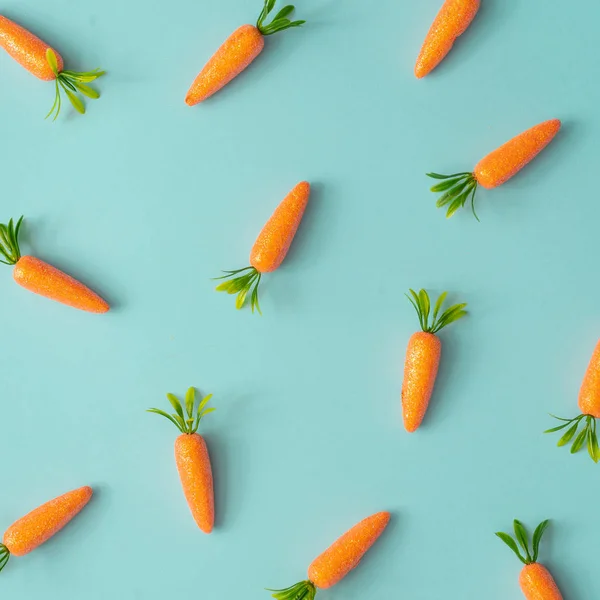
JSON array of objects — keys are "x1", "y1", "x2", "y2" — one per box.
[
  {"x1": 495, "y1": 532, "x2": 528, "y2": 565},
  {"x1": 427, "y1": 172, "x2": 479, "y2": 220},
  {"x1": 531, "y1": 520, "x2": 550, "y2": 562},
  {"x1": 149, "y1": 388, "x2": 215, "y2": 434},
  {"x1": 0, "y1": 216, "x2": 23, "y2": 266},
  {"x1": 267, "y1": 581, "x2": 316, "y2": 600},
  {"x1": 0, "y1": 544, "x2": 9, "y2": 573},
  {"x1": 45, "y1": 54, "x2": 105, "y2": 121},
  {"x1": 513, "y1": 520, "x2": 532, "y2": 563},
  {"x1": 546, "y1": 414, "x2": 600, "y2": 462},
  {"x1": 214, "y1": 266, "x2": 262, "y2": 314},
  {"x1": 257, "y1": 0, "x2": 305, "y2": 36},
  {"x1": 406, "y1": 289, "x2": 467, "y2": 334}
]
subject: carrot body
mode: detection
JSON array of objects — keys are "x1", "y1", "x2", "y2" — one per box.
[
  {"x1": 2, "y1": 486, "x2": 92, "y2": 557},
  {"x1": 175, "y1": 433, "x2": 214, "y2": 534},
  {"x1": 474, "y1": 119, "x2": 561, "y2": 189},
  {"x1": 578, "y1": 340, "x2": 600, "y2": 418},
  {"x1": 402, "y1": 331, "x2": 441, "y2": 432},
  {"x1": 185, "y1": 25, "x2": 264, "y2": 105},
  {"x1": 0, "y1": 15, "x2": 63, "y2": 80},
  {"x1": 307, "y1": 512, "x2": 390, "y2": 589},
  {"x1": 13, "y1": 255, "x2": 109, "y2": 313},
  {"x1": 519, "y1": 563, "x2": 563, "y2": 600},
  {"x1": 415, "y1": 0, "x2": 479, "y2": 78},
  {"x1": 250, "y1": 181, "x2": 311, "y2": 273}
]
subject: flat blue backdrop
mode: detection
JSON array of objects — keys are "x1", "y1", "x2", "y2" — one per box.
[{"x1": 1, "y1": 0, "x2": 599, "y2": 598}]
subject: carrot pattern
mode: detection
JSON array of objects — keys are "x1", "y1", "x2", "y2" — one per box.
[
  {"x1": 0, "y1": 216, "x2": 109, "y2": 313},
  {"x1": 269, "y1": 512, "x2": 390, "y2": 599},
  {"x1": 415, "y1": 0, "x2": 480, "y2": 78},
  {"x1": 215, "y1": 181, "x2": 311, "y2": 313},
  {"x1": 496, "y1": 519, "x2": 563, "y2": 600},
  {"x1": 546, "y1": 339, "x2": 600, "y2": 463},
  {"x1": 148, "y1": 387, "x2": 216, "y2": 533},
  {"x1": 402, "y1": 289, "x2": 467, "y2": 432},
  {"x1": 185, "y1": 0, "x2": 305, "y2": 105},
  {"x1": 428, "y1": 119, "x2": 561, "y2": 219},
  {"x1": 0, "y1": 15, "x2": 104, "y2": 119},
  {"x1": 0, "y1": 486, "x2": 92, "y2": 573}
]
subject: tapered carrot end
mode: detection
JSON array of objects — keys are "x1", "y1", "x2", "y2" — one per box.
[{"x1": 414, "y1": 63, "x2": 429, "y2": 79}]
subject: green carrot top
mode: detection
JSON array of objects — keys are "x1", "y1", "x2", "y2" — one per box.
[
  {"x1": 406, "y1": 289, "x2": 467, "y2": 334},
  {"x1": 496, "y1": 519, "x2": 550, "y2": 565},
  {"x1": 256, "y1": 0, "x2": 305, "y2": 36},
  {"x1": 0, "y1": 216, "x2": 23, "y2": 265},
  {"x1": 427, "y1": 172, "x2": 479, "y2": 221},
  {"x1": 545, "y1": 414, "x2": 600, "y2": 463},
  {"x1": 148, "y1": 387, "x2": 215, "y2": 434}
]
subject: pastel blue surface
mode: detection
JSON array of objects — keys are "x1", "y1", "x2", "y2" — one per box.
[{"x1": 1, "y1": 0, "x2": 599, "y2": 598}]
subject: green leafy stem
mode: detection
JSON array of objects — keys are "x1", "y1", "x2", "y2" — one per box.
[
  {"x1": 148, "y1": 387, "x2": 215, "y2": 434},
  {"x1": 427, "y1": 172, "x2": 479, "y2": 221},
  {"x1": 406, "y1": 288, "x2": 467, "y2": 334},
  {"x1": 545, "y1": 414, "x2": 599, "y2": 463},
  {"x1": 0, "y1": 544, "x2": 10, "y2": 573},
  {"x1": 215, "y1": 266, "x2": 262, "y2": 314},
  {"x1": 496, "y1": 519, "x2": 550, "y2": 565},
  {"x1": 0, "y1": 216, "x2": 23, "y2": 266},
  {"x1": 46, "y1": 49, "x2": 105, "y2": 121},
  {"x1": 267, "y1": 581, "x2": 316, "y2": 600},
  {"x1": 257, "y1": 0, "x2": 305, "y2": 36}
]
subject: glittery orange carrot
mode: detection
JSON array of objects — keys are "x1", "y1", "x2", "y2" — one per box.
[
  {"x1": 402, "y1": 289, "x2": 467, "y2": 432},
  {"x1": 185, "y1": 0, "x2": 305, "y2": 105},
  {"x1": 0, "y1": 486, "x2": 92, "y2": 573},
  {"x1": 148, "y1": 387, "x2": 215, "y2": 533},
  {"x1": 429, "y1": 119, "x2": 561, "y2": 219},
  {"x1": 0, "y1": 216, "x2": 109, "y2": 313},
  {"x1": 415, "y1": 0, "x2": 480, "y2": 78},
  {"x1": 268, "y1": 511, "x2": 390, "y2": 599},
  {"x1": 215, "y1": 181, "x2": 311, "y2": 313},
  {"x1": 496, "y1": 520, "x2": 564, "y2": 600},
  {"x1": 0, "y1": 14, "x2": 104, "y2": 119},
  {"x1": 545, "y1": 340, "x2": 600, "y2": 463}
]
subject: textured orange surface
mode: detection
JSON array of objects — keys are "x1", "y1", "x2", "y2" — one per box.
[
  {"x1": 307, "y1": 512, "x2": 390, "y2": 589},
  {"x1": 402, "y1": 332, "x2": 441, "y2": 432},
  {"x1": 0, "y1": 15, "x2": 63, "y2": 81},
  {"x1": 185, "y1": 24, "x2": 264, "y2": 105},
  {"x1": 250, "y1": 181, "x2": 311, "y2": 273},
  {"x1": 578, "y1": 339, "x2": 600, "y2": 418},
  {"x1": 175, "y1": 433, "x2": 214, "y2": 533},
  {"x1": 414, "y1": 0, "x2": 479, "y2": 78},
  {"x1": 474, "y1": 119, "x2": 561, "y2": 189},
  {"x1": 519, "y1": 563, "x2": 563, "y2": 600},
  {"x1": 13, "y1": 256, "x2": 109, "y2": 313},
  {"x1": 2, "y1": 486, "x2": 92, "y2": 557}
]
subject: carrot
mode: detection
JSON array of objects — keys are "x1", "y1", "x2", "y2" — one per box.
[
  {"x1": 414, "y1": 0, "x2": 480, "y2": 78},
  {"x1": 0, "y1": 216, "x2": 109, "y2": 313},
  {"x1": 545, "y1": 339, "x2": 600, "y2": 463},
  {"x1": 0, "y1": 14, "x2": 104, "y2": 119},
  {"x1": 148, "y1": 387, "x2": 216, "y2": 533},
  {"x1": 428, "y1": 119, "x2": 561, "y2": 219},
  {"x1": 496, "y1": 519, "x2": 563, "y2": 600},
  {"x1": 268, "y1": 511, "x2": 390, "y2": 599},
  {"x1": 215, "y1": 181, "x2": 311, "y2": 313},
  {"x1": 185, "y1": 0, "x2": 305, "y2": 105},
  {"x1": 402, "y1": 289, "x2": 467, "y2": 432},
  {"x1": 0, "y1": 486, "x2": 92, "y2": 573}
]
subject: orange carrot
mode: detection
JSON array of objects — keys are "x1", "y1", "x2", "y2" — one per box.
[
  {"x1": 0, "y1": 217, "x2": 109, "y2": 313},
  {"x1": 428, "y1": 119, "x2": 561, "y2": 219},
  {"x1": 402, "y1": 289, "x2": 467, "y2": 432},
  {"x1": 215, "y1": 181, "x2": 311, "y2": 313},
  {"x1": 269, "y1": 511, "x2": 390, "y2": 599},
  {"x1": 0, "y1": 14, "x2": 104, "y2": 119},
  {"x1": 0, "y1": 486, "x2": 92, "y2": 573},
  {"x1": 148, "y1": 387, "x2": 216, "y2": 533},
  {"x1": 415, "y1": 0, "x2": 480, "y2": 78},
  {"x1": 185, "y1": 0, "x2": 305, "y2": 105},
  {"x1": 546, "y1": 339, "x2": 600, "y2": 463},
  {"x1": 496, "y1": 519, "x2": 564, "y2": 600}
]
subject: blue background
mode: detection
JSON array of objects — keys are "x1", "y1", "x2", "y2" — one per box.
[{"x1": 1, "y1": 0, "x2": 599, "y2": 598}]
